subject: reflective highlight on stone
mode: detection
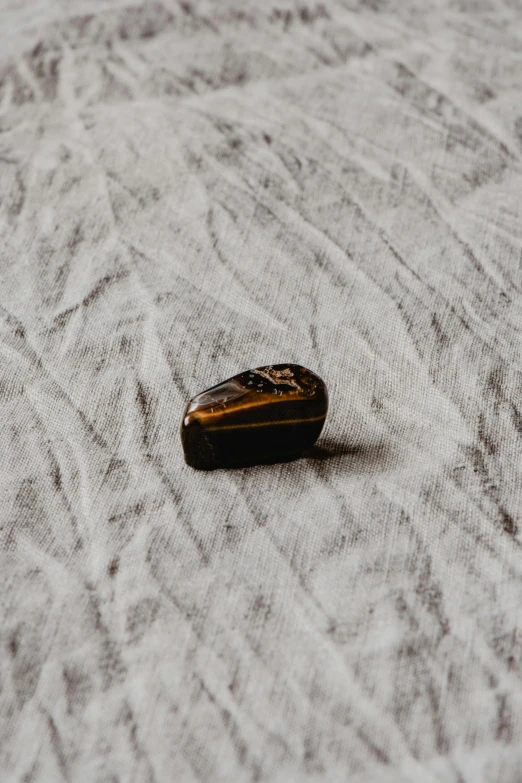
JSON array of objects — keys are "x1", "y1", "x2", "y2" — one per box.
[{"x1": 181, "y1": 364, "x2": 328, "y2": 470}]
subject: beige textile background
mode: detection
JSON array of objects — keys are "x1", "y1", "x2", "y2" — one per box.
[{"x1": 1, "y1": 1, "x2": 522, "y2": 781}]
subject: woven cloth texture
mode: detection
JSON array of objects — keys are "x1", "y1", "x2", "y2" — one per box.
[{"x1": 1, "y1": 1, "x2": 522, "y2": 781}]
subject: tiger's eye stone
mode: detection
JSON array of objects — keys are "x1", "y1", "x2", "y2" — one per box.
[{"x1": 181, "y1": 364, "x2": 328, "y2": 470}]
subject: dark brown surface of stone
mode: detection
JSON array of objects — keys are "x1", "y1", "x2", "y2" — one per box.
[{"x1": 181, "y1": 364, "x2": 328, "y2": 470}]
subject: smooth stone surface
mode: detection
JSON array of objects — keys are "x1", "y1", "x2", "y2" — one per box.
[{"x1": 181, "y1": 364, "x2": 328, "y2": 470}]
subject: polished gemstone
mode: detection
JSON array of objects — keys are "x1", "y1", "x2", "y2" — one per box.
[{"x1": 181, "y1": 364, "x2": 328, "y2": 470}]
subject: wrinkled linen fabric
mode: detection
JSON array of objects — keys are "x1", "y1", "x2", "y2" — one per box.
[{"x1": 1, "y1": 1, "x2": 522, "y2": 781}]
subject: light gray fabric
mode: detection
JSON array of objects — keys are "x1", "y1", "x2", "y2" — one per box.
[{"x1": 2, "y1": 1, "x2": 522, "y2": 781}]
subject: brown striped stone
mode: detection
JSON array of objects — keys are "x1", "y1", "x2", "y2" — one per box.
[{"x1": 181, "y1": 364, "x2": 328, "y2": 470}]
